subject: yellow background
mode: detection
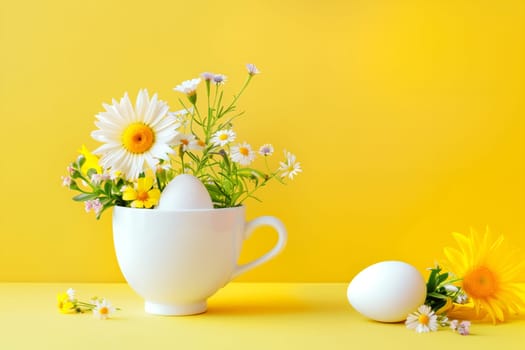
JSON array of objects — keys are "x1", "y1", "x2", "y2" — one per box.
[{"x1": 1, "y1": 0, "x2": 524, "y2": 282}]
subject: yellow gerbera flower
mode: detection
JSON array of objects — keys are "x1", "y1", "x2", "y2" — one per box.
[
  {"x1": 443, "y1": 227, "x2": 525, "y2": 323},
  {"x1": 122, "y1": 176, "x2": 160, "y2": 208}
]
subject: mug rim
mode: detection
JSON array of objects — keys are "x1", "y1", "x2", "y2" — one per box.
[{"x1": 113, "y1": 205, "x2": 245, "y2": 214}]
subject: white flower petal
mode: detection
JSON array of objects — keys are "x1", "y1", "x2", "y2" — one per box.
[
  {"x1": 143, "y1": 93, "x2": 159, "y2": 125},
  {"x1": 135, "y1": 89, "x2": 149, "y2": 120},
  {"x1": 121, "y1": 92, "x2": 136, "y2": 123},
  {"x1": 144, "y1": 152, "x2": 158, "y2": 170}
]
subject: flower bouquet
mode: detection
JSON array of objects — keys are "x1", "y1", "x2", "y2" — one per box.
[
  {"x1": 62, "y1": 64, "x2": 301, "y2": 218},
  {"x1": 62, "y1": 64, "x2": 299, "y2": 315}
]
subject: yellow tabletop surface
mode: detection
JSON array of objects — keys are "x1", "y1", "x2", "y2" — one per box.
[{"x1": 1, "y1": 283, "x2": 524, "y2": 349}]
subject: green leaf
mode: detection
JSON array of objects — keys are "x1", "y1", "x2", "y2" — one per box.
[
  {"x1": 104, "y1": 181, "x2": 112, "y2": 194},
  {"x1": 186, "y1": 152, "x2": 200, "y2": 163},
  {"x1": 68, "y1": 181, "x2": 80, "y2": 191},
  {"x1": 427, "y1": 292, "x2": 450, "y2": 300},
  {"x1": 70, "y1": 171, "x2": 81, "y2": 179},
  {"x1": 86, "y1": 168, "x2": 97, "y2": 178},
  {"x1": 437, "y1": 272, "x2": 449, "y2": 285},
  {"x1": 76, "y1": 155, "x2": 86, "y2": 168},
  {"x1": 426, "y1": 269, "x2": 438, "y2": 292},
  {"x1": 72, "y1": 193, "x2": 99, "y2": 202},
  {"x1": 237, "y1": 168, "x2": 261, "y2": 176}
]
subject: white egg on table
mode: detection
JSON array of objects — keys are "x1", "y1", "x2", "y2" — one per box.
[
  {"x1": 347, "y1": 261, "x2": 426, "y2": 323},
  {"x1": 157, "y1": 174, "x2": 213, "y2": 210}
]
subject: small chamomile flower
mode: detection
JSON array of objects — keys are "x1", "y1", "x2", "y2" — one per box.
[
  {"x1": 405, "y1": 305, "x2": 439, "y2": 333},
  {"x1": 231, "y1": 142, "x2": 256, "y2": 166},
  {"x1": 211, "y1": 130, "x2": 236, "y2": 147},
  {"x1": 175, "y1": 133, "x2": 203, "y2": 152},
  {"x1": 246, "y1": 63, "x2": 260, "y2": 75},
  {"x1": 278, "y1": 151, "x2": 302, "y2": 180},
  {"x1": 213, "y1": 74, "x2": 227, "y2": 85},
  {"x1": 201, "y1": 72, "x2": 215, "y2": 81},
  {"x1": 174, "y1": 78, "x2": 201, "y2": 95},
  {"x1": 258, "y1": 144, "x2": 274, "y2": 156},
  {"x1": 93, "y1": 299, "x2": 115, "y2": 320}
]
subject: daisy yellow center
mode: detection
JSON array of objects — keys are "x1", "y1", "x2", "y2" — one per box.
[
  {"x1": 463, "y1": 266, "x2": 498, "y2": 298},
  {"x1": 99, "y1": 307, "x2": 109, "y2": 315},
  {"x1": 122, "y1": 123, "x2": 155, "y2": 154},
  {"x1": 181, "y1": 139, "x2": 189, "y2": 146},
  {"x1": 219, "y1": 134, "x2": 228, "y2": 141},
  {"x1": 239, "y1": 147, "x2": 249, "y2": 156},
  {"x1": 137, "y1": 190, "x2": 149, "y2": 202},
  {"x1": 418, "y1": 314, "x2": 430, "y2": 325}
]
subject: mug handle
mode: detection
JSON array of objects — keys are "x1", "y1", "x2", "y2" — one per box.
[{"x1": 231, "y1": 216, "x2": 287, "y2": 279}]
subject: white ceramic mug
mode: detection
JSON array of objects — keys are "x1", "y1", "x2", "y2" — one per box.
[{"x1": 112, "y1": 205, "x2": 287, "y2": 316}]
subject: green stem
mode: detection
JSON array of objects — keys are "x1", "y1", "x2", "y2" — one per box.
[
  {"x1": 226, "y1": 75, "x2": 253, "y2": 112},
  {"x1": 179, "y1": 145, "x2": 185, "y2": 173},
  {"x1": 76, "y1": 301, "x2": 96, "y2": 309},
  {"x1": 236, "y1": 177, "x2": 268, "y2": 204},
  {"x1": 204, "y1": 88, "x2": 218, "y2": 145}
]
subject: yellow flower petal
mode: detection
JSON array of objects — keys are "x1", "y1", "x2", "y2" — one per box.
[
  {"x1": 137, "y1": 176, "x2": 154, "y2": 191},
  {"x1": 452, "y1": 231, "x2": 474, "y2": 262},
  {"x1": 122, "y1": 187, "x2": 138, "y2": 201},
  {"x1": 447, "y1": 302, "x2": 489, "y2": 321},
  {"x1": 443, "y1": 247, "x2": 468, "y2": 275},
  {"x1": 148, "y1": 188, "x2": 160, "y2": 201},
  {"x1": 131, "y1": 200, "x2": 144, "y2": 208}
]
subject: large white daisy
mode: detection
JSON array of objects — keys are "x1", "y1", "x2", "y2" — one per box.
[{"x1": 91, "y1": 89, "x2": 179, "y2": 180}]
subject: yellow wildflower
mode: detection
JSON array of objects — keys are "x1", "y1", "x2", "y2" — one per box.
[
  {"x1": 57, "y1": 292, "x2": 75, "y2": 314},
  {"x1": 122, "y1": 176, "x2": 160, "y2": 208},
  {"x1": 78, "y1": 144, "x2": 102, "y2": 175}
]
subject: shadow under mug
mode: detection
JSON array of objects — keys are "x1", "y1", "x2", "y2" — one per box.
[{"x1": 112, "y1": 205, "x2": 287, "y2": 316}]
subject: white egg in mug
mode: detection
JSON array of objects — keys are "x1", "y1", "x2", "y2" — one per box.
[
  {"x1": 347, "y1": 261, "x2": 426, "y2": 322},
  {"x1": 157, "y1": 174, "x2": 213, "y2": 210}
]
